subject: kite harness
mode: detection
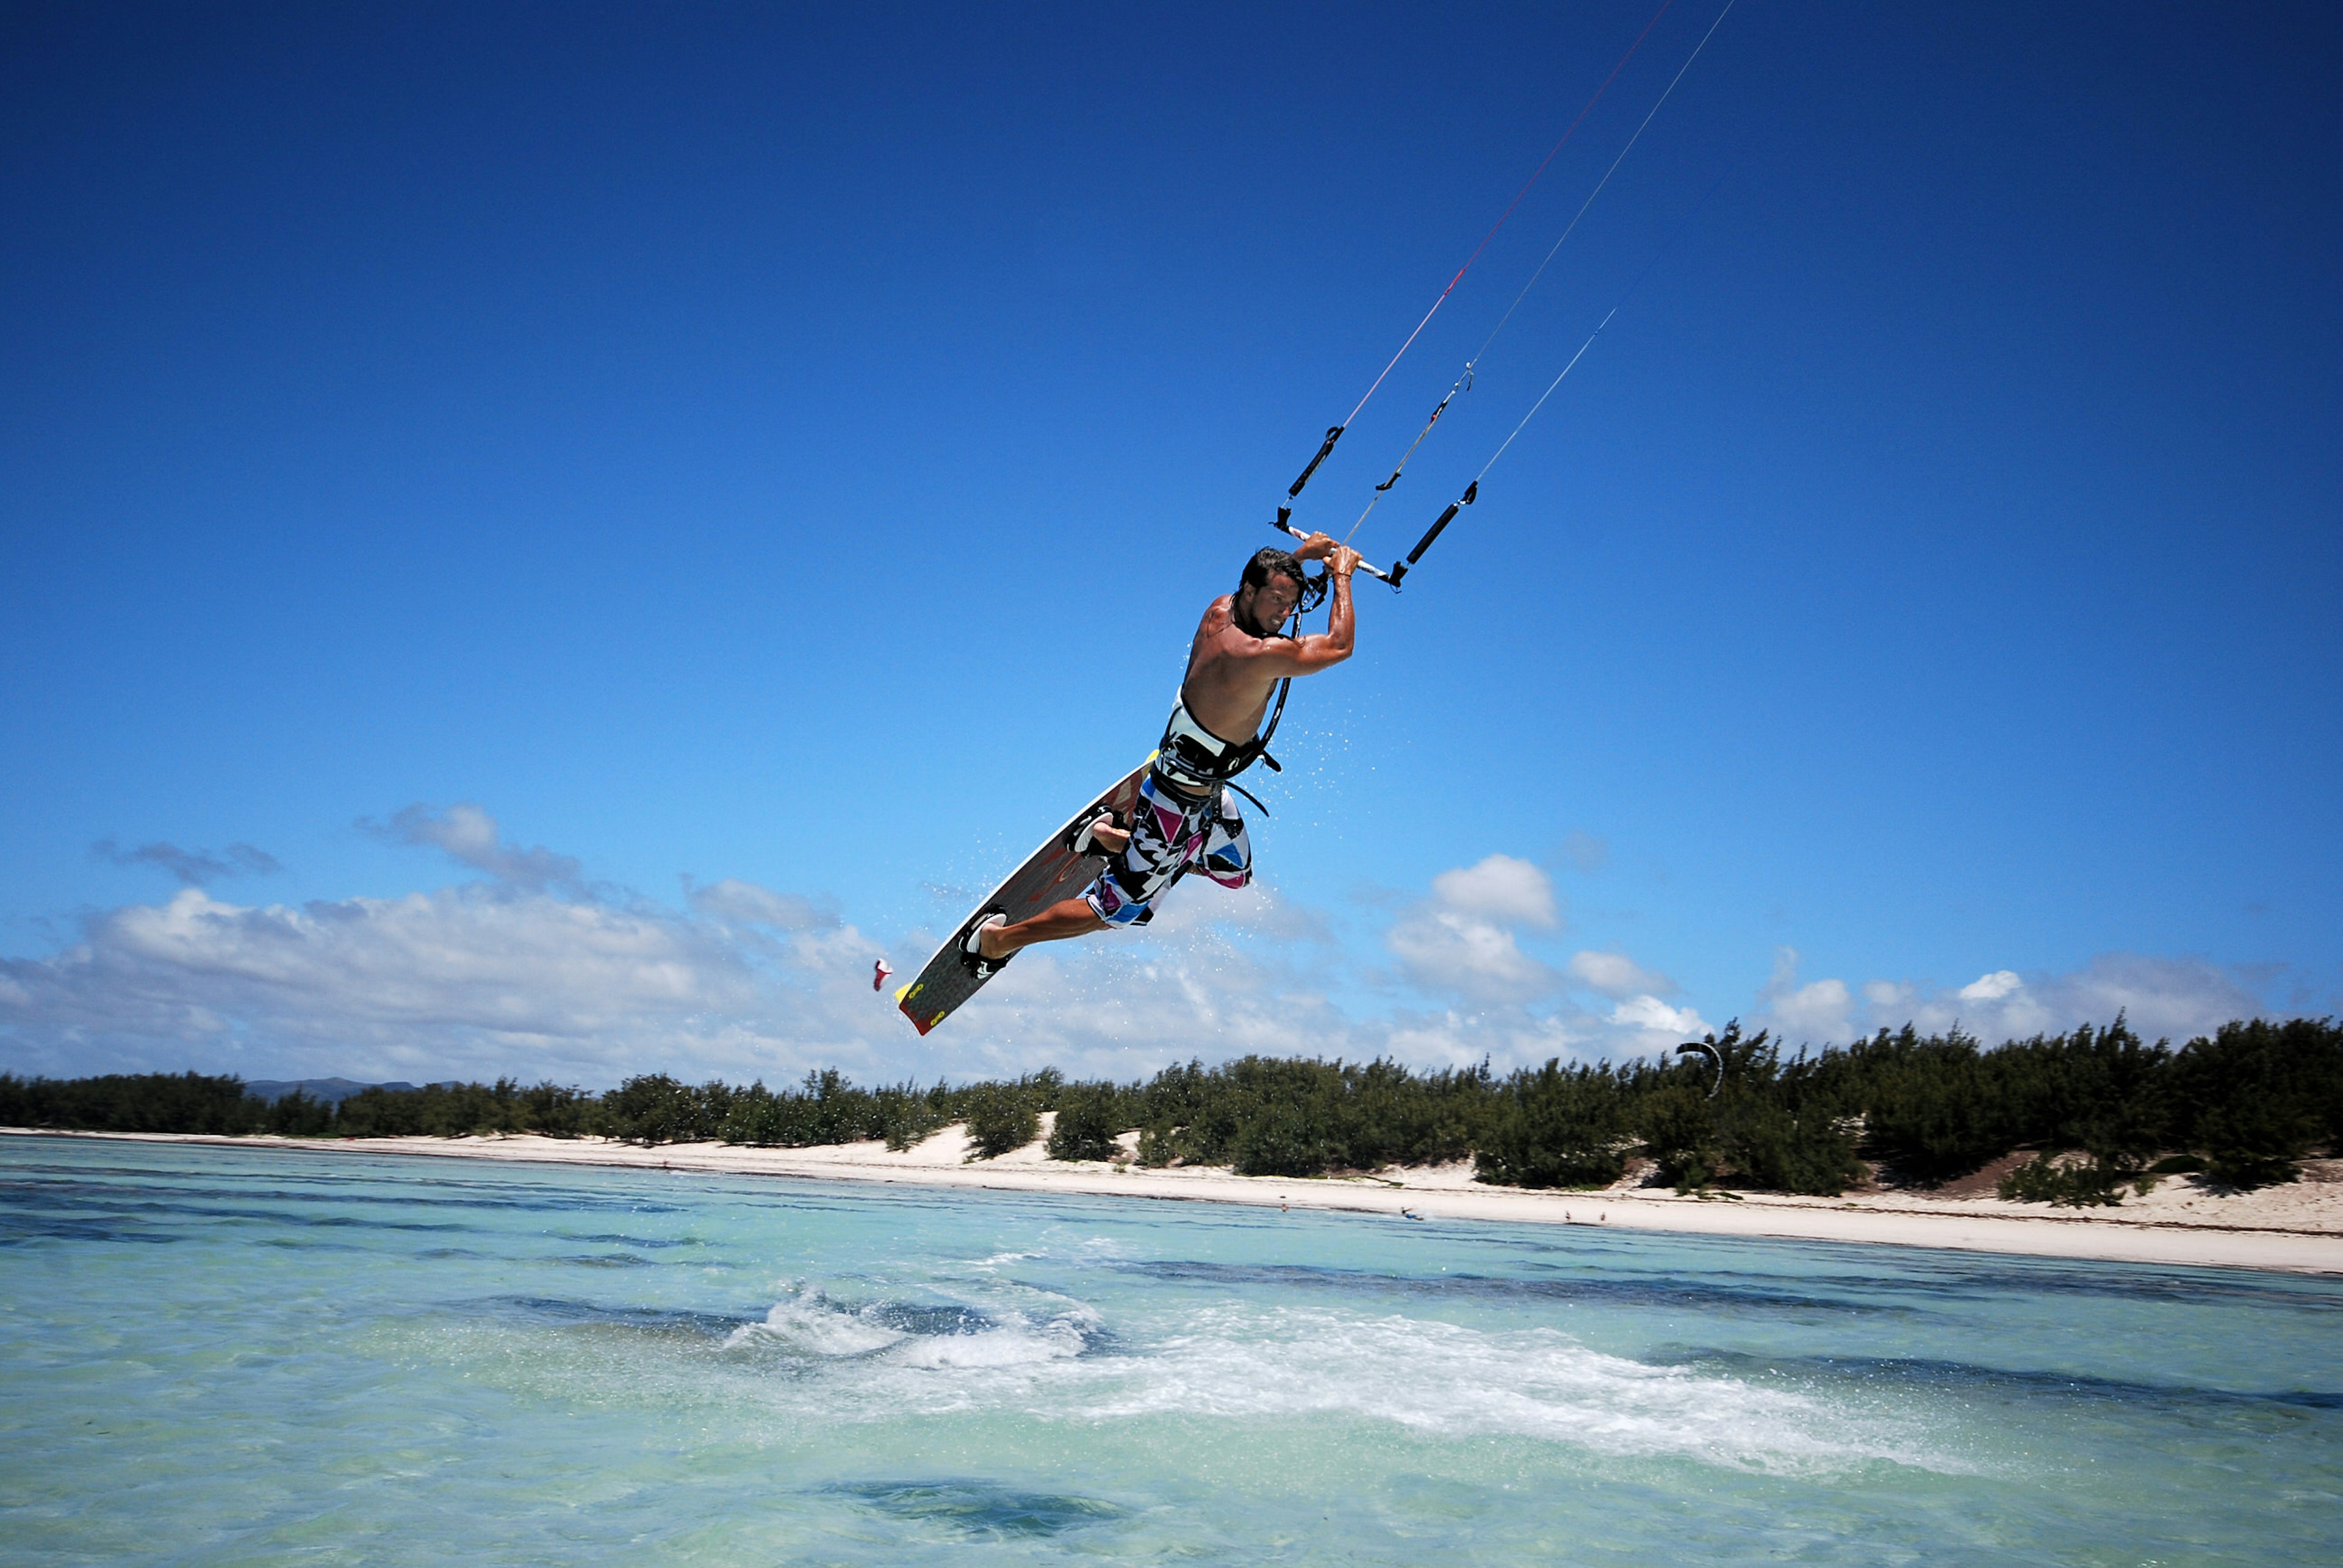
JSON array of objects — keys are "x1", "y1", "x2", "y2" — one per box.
[
  {"x1": 1156, "y1": 574, "x2": 1325, "y2": 808},
  {"x1": 1157, "y1": 697, "x2": 1279, "y2": 792}
]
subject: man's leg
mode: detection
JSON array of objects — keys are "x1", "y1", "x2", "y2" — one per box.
[
  {"x1": 974, "y1": 813, "x2": 1132, "y2": 958},
  {"x1": 976, "y1": 899, "x2": 1104, "y2": 959},
  {"x1": 973, "y1": 775, "x2": 1209, "y2": 963}
]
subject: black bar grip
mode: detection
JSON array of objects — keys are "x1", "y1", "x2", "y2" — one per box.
[
  {"x1": 1406, "y1": 502, "x2": 1463, "y2": 567},
  {"x1": 1397, "y1": 480, "x2": 1478, "y2": 572},
  {"x1": 1287, "y1": 425, "x2": 1345, "y2": 499}
]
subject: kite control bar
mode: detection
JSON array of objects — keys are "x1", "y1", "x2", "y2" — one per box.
[
  {"x1": 1272, "y1": 474, "x2": 1477, "y2": 592},
  {"x1": 1267, "y1": 518, "x2": 1400, "y2": 588}
]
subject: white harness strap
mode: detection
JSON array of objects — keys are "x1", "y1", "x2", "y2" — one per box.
[{"x1": 1156, "y1": 698, "x2": 1242, "y2": 793}]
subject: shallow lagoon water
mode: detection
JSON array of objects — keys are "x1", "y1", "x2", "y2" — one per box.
[{"x1": 2, "y1": 1138, "x2": 2338, "y2": 1565}]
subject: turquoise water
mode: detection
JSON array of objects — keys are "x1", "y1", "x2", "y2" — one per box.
[{"x1": 2, "y1": 1138, "x2": 2338, "y2": 1566}]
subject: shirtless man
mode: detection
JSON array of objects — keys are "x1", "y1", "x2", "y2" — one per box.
[{"x1": 965, "y1": 531, "x2": 1363, "y2": 971}]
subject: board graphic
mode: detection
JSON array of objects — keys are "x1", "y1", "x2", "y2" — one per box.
[{"x1": 896, "y1": 760, "x2": 1153, "y2": 1036}]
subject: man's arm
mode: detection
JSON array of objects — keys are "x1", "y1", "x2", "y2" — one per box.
[{"x1": 1254, "y1": 541, "x2": 1359, "y2": 677}]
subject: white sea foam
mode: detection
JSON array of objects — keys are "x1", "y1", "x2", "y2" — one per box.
[
  {"x1": 721, "y1": 1282, "x2": 1095, "y2": 1387},
  {"x1": 886, "y1": 1315, "x2": 1088, "y2": 1370},
  {"x1": 717, "y1": 1286, "x2": 1947, "y2": 1473},
  {"x1": 1071, "y1": 1303, "x2": 1951, "y2": 1474},
  {"x1": 970, "y1": 1250, "x2": 1039, "y2": 1269},
  {"x1": 723, "y1": 1292, "x2": 905, "y2": 1356}
]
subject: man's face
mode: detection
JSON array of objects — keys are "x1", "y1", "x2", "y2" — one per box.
[{"x1": 1239, "y1": 572, "x2": 1304, "y2": 633}]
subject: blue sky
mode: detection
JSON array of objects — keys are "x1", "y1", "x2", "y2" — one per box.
[{"x1": 4, "y1": 2, "x2": 2338, "y2": 1088}]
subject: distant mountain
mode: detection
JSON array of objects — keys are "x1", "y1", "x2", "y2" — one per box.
[{"x1": 243, "y1": 1077, "x2": 424, "y2": 1106}]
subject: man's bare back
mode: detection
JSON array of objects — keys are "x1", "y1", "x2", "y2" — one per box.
[{"x1": 968, "y1": 531, "x2": 1362, "y2": 965}]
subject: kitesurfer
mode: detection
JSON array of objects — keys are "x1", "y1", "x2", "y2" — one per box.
[{"x1": 963, "y1": 532, "x2": 1362, "y2": 971}]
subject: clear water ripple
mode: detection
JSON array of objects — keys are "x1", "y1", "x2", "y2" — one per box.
[{"x1": 2, "y1": 1136, "x2": 2338, "y2": 1566}]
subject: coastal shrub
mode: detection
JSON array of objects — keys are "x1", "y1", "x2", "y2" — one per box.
[
  {"x1": 1134, "y1": 1122, "x2": 1179, "y2": 1167},
  {"x1": 0, "y1": 1071, "x2": 266, "y2": 1135},
  {"x1": 1840, "y1": 1028, "x2": 2009, "y2": 1183},
  {"x1": 877, "y1": 1083, "x2": 957, "y2": 1151},
  {"x1": 1230, "y1": 1096, "x2": 1333, "y2": 1177},
  {"x1": 336, "y1": 1081, "x2": 516, "y2": 1138},
  {"x1": 2164, "y1": 1018, "x2": 2339, "y2": 1189},
  {"x1": 516, "y1": 1081, "x2": 599, "y2": 1138},
  {"x1": 1639, "y1": 1082, "x2": 1723, "y2": 1192},
  {"x1": 1672, "y1": 1026, "x2": 1868, "y2": 1196},
  {"x1": 264, "y1": 1088, "x2": 336, "y2": 1137},
  {"x1": 1727, "y1": 1101, "x2": 1866, "y2": 1196},
  {"x1": 602, "y1": 1075, "x2": 733, "y2": 1145},
  {"x1": 1221, "y1": 1058, "x2": 1342, "y2": 1176},
  {"x1": 713, "y1": 1072, "x2": 957, "y2": 1150},
  {"x1": 962, "y1": 1082, "x2": 1040, "y2": 1159},
  {"x1": 1474, "y1": 1061, "x2": 1629, "y2": 1189},
  {"x1": 16, "y1": 1014, "x2": 2337, "y2": 1203},
  {"x1": 1136, "y1": 1060, "x2": 1215, "y2": 1134},
  {"x1": 1045, "y1": 1084, "x2": 1124, "y2": 1162},
  {"x1": 1630, "y1": 1029, "x2": 1769, "y2": 1193},
  {"x1": 730, "y1": 1070, "x2": 861, "y2": 1146},
  {"x1": 1344, "y1": 1057, "x2": 1492, "y2": 1170},
  {"x1": 1120, "y1": 1055, "x2": 1494, "y2": 1175},
  {"x1": 1998, "y1": 1153, "x2": 2137, "y2": 1207},
  {"x1": 328, "y1": 1079, "x2": 591, "y2": 1139}
]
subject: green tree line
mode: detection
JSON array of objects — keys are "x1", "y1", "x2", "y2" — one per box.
[{"x1": 4, "y1": 1016, "x2": 2336, "y2": 1203}]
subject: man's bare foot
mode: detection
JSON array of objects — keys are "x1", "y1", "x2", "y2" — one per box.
[
  {"x1": 970, "y1": 913, "x2": 1010, "y2": 962},
  {"x1": 1069, "y1": 809, "x2": 1130, "y2": 858}
]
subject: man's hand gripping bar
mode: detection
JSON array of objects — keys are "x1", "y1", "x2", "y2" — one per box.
[{"x1": 1266, "y1": 519, "x2": 1400, "y2": 588}]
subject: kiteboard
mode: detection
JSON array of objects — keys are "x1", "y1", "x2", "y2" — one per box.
[{"x1": 896, "y1": 760, "x2": 1153, "y2": 1036}]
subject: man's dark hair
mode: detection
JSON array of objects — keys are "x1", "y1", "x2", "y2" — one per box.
[{"x1": 1240, "y1": 546, "x2": 1306, "y2": 596}]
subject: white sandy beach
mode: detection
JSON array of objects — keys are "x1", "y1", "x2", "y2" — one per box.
[{"x1": 16, "y1": 1123, "x2": 2342, "y2": 1275}]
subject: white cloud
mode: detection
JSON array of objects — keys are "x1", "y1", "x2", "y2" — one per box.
[
  {"x1": 1603, "y1": 994, "x2": 1713, "y2": 1052},
  {"x1": 1872, "y1": 953, "x2": 2272, "y2": 1044},
  {"x1": 1957, "y1": 969, "x2": 2023, "y2": 1002},
  {"x1": 1429, "y1": 855, "x2": 1558, "y2": 927},
  {"x1": 1757, "y1": 947, "x2": 1857, "y2": 1042},
  {"x1": 1768, "y1": 951, "x2": 2287, "y2": 1047},
  {"x1": 8, "y1": 811, "x2": 2303, "y2": 1092},
  {"x1": 1386, "y1": 908, "x2": 1555, "y2": 1004},
  {"x1": 0, "y1": 832, "x2": 1670, "y2": 1085},
  {"x1": 362, "y1": 802, "x2": 583, "y2": 892},
  {"x1": 1771, "y1": 977, "x2": 1853, "y2": 1040},
  {"x1": 1377, "y1": 858, "x2": 1565, "y2": 1003},
  {"x1": 1385, "y1": 856, "x2": 1561, "y2": 1005},
  {"x1": 1566, "y1": 949, "x2": 1674, "y2": 1000},
  {"x1": 684, "y1": 877, "x2": 835, "y2": 931},
  {"x1": 0, "y1": 883, "x2": 807, "y2": 1085}
]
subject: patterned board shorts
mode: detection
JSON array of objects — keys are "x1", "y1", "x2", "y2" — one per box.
[{"x1": 1081, "y1": 769, "x2": 1253, "y2": 927}]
